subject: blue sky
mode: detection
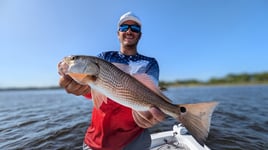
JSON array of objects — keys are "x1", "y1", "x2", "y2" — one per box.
[{"x1": 1, "y1": 0, "x2": 267, "y2": 88}]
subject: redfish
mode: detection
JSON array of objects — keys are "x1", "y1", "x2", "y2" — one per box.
[{"x1": 58, "y1": 55, "x2": 218, "y2": 146}]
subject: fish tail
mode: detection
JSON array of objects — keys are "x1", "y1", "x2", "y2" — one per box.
[{"x1": 177, "y1": 101, "x2": 218, "y2": 146}]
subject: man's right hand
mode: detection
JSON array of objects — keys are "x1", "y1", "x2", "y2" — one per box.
[{"x1": 59, "y1": 75, "x2": 91, "y2": 96}]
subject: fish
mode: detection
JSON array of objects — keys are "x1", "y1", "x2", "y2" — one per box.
[{"x1": 58, "y1": 55, "x2": 218, "y2": 146}]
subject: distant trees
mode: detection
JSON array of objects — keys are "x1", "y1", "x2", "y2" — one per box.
[
  {"x1": 159, "y1": 72, "x2": 268, "y2": 87},
  {"x1": 254, "y1": 73, "x2": 268, "y2": 82},
  {"x1": 208, "y1": 72, "x2": 268, "y2": 84}
]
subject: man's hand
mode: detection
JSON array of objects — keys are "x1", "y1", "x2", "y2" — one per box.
[
  {"x1": 59, "y1": 75, "x2": 91, "y2": 96},
  {"x1": 132, "y1": 107, "x2": 166, "y2": 128}
]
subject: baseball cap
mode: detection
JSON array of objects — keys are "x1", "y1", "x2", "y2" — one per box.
[{"x1": 118, "y1": 12, "x2": 142, "y2": 27}]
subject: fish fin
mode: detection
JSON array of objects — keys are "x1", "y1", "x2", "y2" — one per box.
[
  {"x1": 133, "y1": 73, "x2": 173, "y2": 103},
  {"x1": 91, "y1": 89, "x2": 107, "y2": 109},
  {"x1": 112, "y1": 63, "x2": 131, "y2": 74},
  {"x1": 178, "y1": 101, "x2": 218, "y2": 146}
]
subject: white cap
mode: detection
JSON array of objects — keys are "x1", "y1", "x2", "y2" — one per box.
[{"x1": 118, "y1": 11, "x2": 142, "y2": 27}]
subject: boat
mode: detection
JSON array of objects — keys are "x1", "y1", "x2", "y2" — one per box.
[{"x1": 150, "y1": 124, "x2": 210, "y2": 150}]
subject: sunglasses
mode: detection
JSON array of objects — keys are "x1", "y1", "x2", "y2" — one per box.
[{"x1": 119, "y1": 24, "x2": 141, "y2": 33}]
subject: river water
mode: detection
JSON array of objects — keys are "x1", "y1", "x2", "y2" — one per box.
[{"x1": 0, "y1": 85, "x2": 267, "y2": 150}]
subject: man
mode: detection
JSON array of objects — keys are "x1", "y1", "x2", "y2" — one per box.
[{"x1": 59, "y1": 12, "x2": 165, "y2": 150}]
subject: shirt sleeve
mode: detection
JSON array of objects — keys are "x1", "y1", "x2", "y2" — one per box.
[
  {"x1": 83, "y1": 92, "x2": 92, "y2": 99},
  {"x1": 146, "y1": 58, "x2": 160, "y2": 85}
]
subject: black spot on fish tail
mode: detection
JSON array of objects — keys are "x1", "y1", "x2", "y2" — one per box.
[{"x1": 180, "y1": 106, "x2": 186, "y2": 113}]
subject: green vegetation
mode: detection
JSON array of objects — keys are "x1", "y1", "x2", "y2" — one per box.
[{"x1": 159, "y1": 72, "x2": 268, "y2": 88}]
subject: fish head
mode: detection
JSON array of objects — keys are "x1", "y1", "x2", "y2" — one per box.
[{"x1": 59, "y1": 55, "x2": 100, "y2": 85}]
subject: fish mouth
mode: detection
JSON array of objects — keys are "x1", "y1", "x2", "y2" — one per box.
[
  {"x1": 58, "y1": 56, "x2": 78, "y2": 76},
  {"x1": 58, "y1": 61, "x2": 70, "y2": 76},
  {"x1": 58, "y1": 59, "x2": 89, "y2": 85}
]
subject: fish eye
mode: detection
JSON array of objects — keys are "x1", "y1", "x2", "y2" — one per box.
[
  {"x1": 70, "y1": 56, "x2": 77, "y2": 60},
  {"x1": 180, "y1": 106, "x2": 187, "y2": 113}
]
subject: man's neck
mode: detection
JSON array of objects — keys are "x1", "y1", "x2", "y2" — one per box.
[{"x1": 120, "y1": 46, "x2": 137, "y2": 56}]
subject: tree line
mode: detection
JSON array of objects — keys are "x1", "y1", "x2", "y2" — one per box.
[{"x1": 159, "y1": 72, "x2": 268, "y2": 87}]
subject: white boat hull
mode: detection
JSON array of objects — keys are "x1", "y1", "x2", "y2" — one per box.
[{"x1": 150, "y1": 124, "x2": 210, "y2": 150}]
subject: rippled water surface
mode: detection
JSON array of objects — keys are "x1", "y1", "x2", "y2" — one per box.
[{"x1": 0, "y1": 85, "x2": 268, "y2": 149}]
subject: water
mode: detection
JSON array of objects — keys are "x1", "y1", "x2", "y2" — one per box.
[{"x1": 0, "y1": 85, "x2": 267, "y2": 150}]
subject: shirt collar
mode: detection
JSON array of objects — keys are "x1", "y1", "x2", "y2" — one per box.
[{"x1": 118, "y1": 51, "x2": 140, "y2": 59}]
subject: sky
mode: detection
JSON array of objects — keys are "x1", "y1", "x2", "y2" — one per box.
[{"x1": 0, "y1": 0, "x2": 267, "y2": 88}]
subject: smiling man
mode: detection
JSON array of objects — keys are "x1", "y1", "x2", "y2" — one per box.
[{"x1": 59, "y1": 11, "x2": 165, "y2": 150}]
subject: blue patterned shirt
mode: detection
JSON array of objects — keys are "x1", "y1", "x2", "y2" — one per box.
[{"x1": 97, "y1": 51, "x2": 159, "y2": 84}]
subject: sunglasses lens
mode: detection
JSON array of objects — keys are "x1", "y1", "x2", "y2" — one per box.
[
  {"x1": 119, "y1": 25, "x2": 129, "y2": 32},
  {"x1": 130, "y1": 25, "x2": 141, "y2": 33}
]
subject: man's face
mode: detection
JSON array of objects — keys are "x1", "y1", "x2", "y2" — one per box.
[{"x1": 118, "y1": 20, "x2": 141, "y2": 47}]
